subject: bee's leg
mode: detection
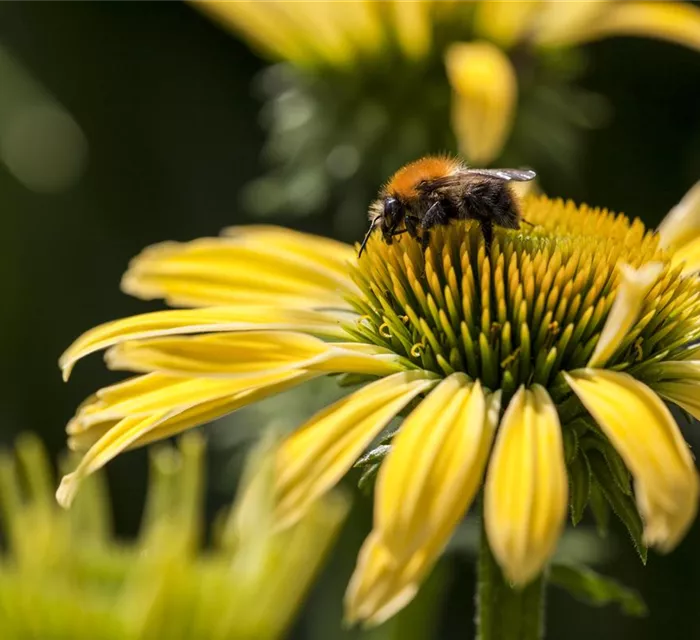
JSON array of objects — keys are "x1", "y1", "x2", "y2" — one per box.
[
  {"x1": 405, "y1": 215, "x2": 420, "y2": 239},
  {"x1": 421, "y1": 230, "x2": 431, "y2": 252},
  {"x1": 479, "y1": 218, "x2": 493, "y2": 253},
  {"x1": 420, "y1": 201, "x2": 445, "y2": 230}
]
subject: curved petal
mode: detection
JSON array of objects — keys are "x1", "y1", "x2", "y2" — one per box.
[
  {"x1": 344, "y1": 531, "x2": 435, "y2": 627},
  {"x1": 105, "y1": 332, "x2": 406, "y2": 379},
  {"x1": 484, "y1": 385, "x2": 567, "y2": 586},
  {"x1": 568, "y1": 2, "x2": 700, "y2": 53},
  {"x1": 275, "y1": 370, "x2": 439, "y2": 529},
  {"x1": 58, "y1": 370, "x2": 317, "y2": 508},
  {"x1": 389, "y1": 0, "x2": 432, "y2": 60},
  {"x1": 654, "y1": 380, "x2": 700, "y2": 421},
  {"x1": 67, "y1": 372, "x2": 314, "y2": 452},
  {"x1": 531, "y1": 2, "x2": 613, "y2": 47},
  {"x1": 122, "y1": 228, "x2": 357, "y2": 309},
  {"x1": 375, "y1": 376, "x2": 498, "y2": 557},
  {"x1": 587, "y1": 262, "x2": 663, "y2": 368},
  {"x1": 657, "y1": 181, "x2": 700, "y2": 251},
  {"x1": 346, "y1": 378, "x2": 501, "y2": 625},
  {"x1": 565, "y1": 369, "x2": 699, "y2": 551},
  {"x1": 60, "y1": 306, "x2": 351, "y2": 380},
  {"x1": 445, "y1": 41, "x2": 517, "y2": 165},
  {"x1": 472, "y1": 1, "x2": 542, "y2": 49}
]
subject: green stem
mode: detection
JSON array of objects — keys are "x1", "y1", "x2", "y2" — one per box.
[{"x1": 476, "y1": 521, "x2": 546, "y2": 640}]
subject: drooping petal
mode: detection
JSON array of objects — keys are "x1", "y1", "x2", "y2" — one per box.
[
  {"x1": 58, "y1": 370, "x2": 319, "y2": 507},
  {"x1": 654, "y1": 380, "x2": 700, "y2": 422},
  {"x1": 105, "y1": 332, "x2": 406, "y2": 379},
  {"x1": 68, "y1": 372, "x2": 315, "y2": 452},
  {"x1": 531, "y1": 2, "x2": 613, "y2": 47},
  {"x1": 60, "y1": 306, "x2": 350, "y2": 379},
  {"x1": 344, "y1": 531, "x2": 435, "y2": 627},
  {"x1": 345, "y1": 378, "x2": 501, "y2": 625},
  {"x1": 375, "y1": 376, "x2": 498, "y2": 557},
  {"x1": 646, "y1": 360, "x2": 700, "y2": 383},
  {"x1": 444, "y1": 41, "x2": 517, "y2": 165},
  {"x1": 657, "y1": 181, "x2": 700, "y2": 251},
  {"x1": 484, "y1": 385, "x2": 567, "y2": 586},
  {"x1": 471, "y1": 1, "x2": 542, "y2": 49},
  {"x1": 121, "y1": 228, "x2": 357, "y2": 309},
  {"x1": 68, "y1": 370, "x2": 309, "y2": 432},
  {"x1": 565, "y1": 369, "x2": 699, "y2": 551},
  {"x1": 388, "y1": 0, "x2": 432, "y2": 60},
  {"x1": 587, "y1": 262, "x2": 663, "y2": 368},
  {"x1": 566, "y1": 2, "x2": 700, "y2": 53},
  {"x1": 275, "y1": 370, "x2": 439, "y2": 529}
]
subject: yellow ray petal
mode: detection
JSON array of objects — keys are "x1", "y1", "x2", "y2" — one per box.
[
  {"x1": 221, "y1": 225, "x2": 356, "y2": 274},
  {"x1": 344, "y1": 531, "x2": 435, "y2": 627},
  {"x1": 570, "y1": 2, "x2": 700, "y2": 53},
  {"x1": 60, "y1": 306, "x2": 350, "y2": 380},
  {"x1": 657, "y1": 181, "x2": 700, "y2": 251},
  {"x1": 587, "y1": 262, "x2": 663, "y2": 368},
  {"x1": 105, "y1": 332, "x2": 405, "y2": 379},
  {"x1": 121, "y1": 234, "x2": 356, "y2": 309},
  {"x1": 531, "y1": 2, "x2": 612, "y2": 47},
  {"x1": 68, "y1": 371, "x2": 315, "y2": 452},
  {"x1": 654, "y1": 380, "x2": 700, "y2": 422},
  {"x1": 275, "y1": 370, "x2": 439, "y2": 529},
  {"x1": 57, "y1": 410, "x2": 174, "y2": 507},
  {"x1": 565, "y1": 369, "x2": 699, "y2": 551},
  {"x1": 346, "y1": 379, "x2": 501, "y2": 625},
  {"x1": 389, "y1": 0, "x2": 432, "y2": 60},
  {"x1": 484, "y1": 385, "x2": 567, "y2": 586},
  {"x1": 194, "y1": 2, "x2": 312, "y2": 63},
  {"x1": 70, "y1": 370, "x2": 303, "y2": 430},
  {"x1": 472, "y1": 1, "x2": 542, "y2": 49},
  {"x1": 648, "y1": 360, "x2": 700, "y2": 383},
  {"x1": 376, "y1": 377, "x2": 499, "y2": 558},
  {"x1": 445, "y1": 41, "x2": 517, "y2": 165}
]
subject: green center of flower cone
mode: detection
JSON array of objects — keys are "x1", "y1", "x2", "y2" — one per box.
[{"x1": 345, "y1": 195, "x2": 700, "y2": 399}]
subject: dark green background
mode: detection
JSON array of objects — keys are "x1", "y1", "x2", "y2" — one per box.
[{"x1": 1, "y1": 3, "x2": 700, "y2": 638}]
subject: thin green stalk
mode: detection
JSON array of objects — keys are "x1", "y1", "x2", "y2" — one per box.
[{"x1": 476, "y1": 520, "x2": 545, "y2": 640}]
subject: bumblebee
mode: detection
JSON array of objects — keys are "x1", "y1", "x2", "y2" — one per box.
[{"x1": 358, "y1": 155, "x2": 536, "y2": 256}]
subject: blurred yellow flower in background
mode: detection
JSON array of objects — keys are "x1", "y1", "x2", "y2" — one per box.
[
  {"x1": 0, "y1": 432, "x2": 346, "y2": 639},
  {"x1": 58, "y1": 180, "x2": 700, "y2": 626},
  {"x1": 193, "y1": 0, "x2": 700, "y2": 225}
]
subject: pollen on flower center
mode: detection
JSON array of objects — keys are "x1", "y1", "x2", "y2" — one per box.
[{"x1": 345, "y1": 195, "x2": 698, "y2": 396}]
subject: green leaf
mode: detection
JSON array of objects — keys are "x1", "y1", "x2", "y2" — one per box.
[
  {"x1": 588, "y1": 482, "x2": 610, "y2": 538},
  {"x1": 354, "y1": 444, "x2": 390, "y2": 469},
  {"x1": 550, "y1": 563, "x2": 648, "y2": 617},
  {"x1": 581, "y1": 434, "x2": 632, "y2": 496},
  {"x1": 588, "y1": 452, "x2": 647, "y2": 563},
  {"x1": 568, "y1": 454, "x2": 590, "y2": 526},
  {"x1": 562, "y1": 427, "x2": 579, "y2": 465},
  {"x1": 358, "y1": 463, "x2": 380, "y2": 494}
]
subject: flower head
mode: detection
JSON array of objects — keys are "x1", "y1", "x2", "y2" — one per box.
[
  {"x1": 59, "y1": 181, "x2": 700, "y2": 625},
  {"x1": 1, "y1": 432, "x2": 347, "y2": 639},
  {"x1": 194, "y1": 0, "x2": 700, "y2": 222}
]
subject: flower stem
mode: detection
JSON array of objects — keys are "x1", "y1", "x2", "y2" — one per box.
[{"x1": 476, "y1": 521, "x2": 545, "y2": 640}]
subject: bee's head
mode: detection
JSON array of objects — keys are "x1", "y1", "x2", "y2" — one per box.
[
  {"x1": 380, "y1": 197, "x2": 403, "y2": 243},
  {"x1": 358, "y1": 196, "x2": 404, "y2": 257}
]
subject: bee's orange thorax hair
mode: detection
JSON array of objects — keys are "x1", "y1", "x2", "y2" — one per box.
[{"x1": 383, "y1": 155, "x2": 464, "y2": 199}]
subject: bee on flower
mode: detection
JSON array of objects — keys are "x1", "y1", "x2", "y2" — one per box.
[{"x1": 57, "y1": 167, "x2": 700, "y2": 627}]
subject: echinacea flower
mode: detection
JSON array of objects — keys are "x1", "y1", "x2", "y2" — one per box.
[
  {"x1": 193, "y1": 1, "x2": 700, "y2": 223},
  {"x1": 58, "y1": 179, "x2": 700, "y2": 626},
  {"x1": 1, "y1": 432, "x2": 347, "y2": 639}
]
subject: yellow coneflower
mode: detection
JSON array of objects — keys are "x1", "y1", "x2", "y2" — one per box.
[
  {"x1": 58, "y1": 180, "x2": 700, "y2": 626},
  {"x1": 0, "y1": 432, "x2": 347, "y2": 639},
  {"x1": 190, "y1": 0, "x2": 700, "y2": 164}
]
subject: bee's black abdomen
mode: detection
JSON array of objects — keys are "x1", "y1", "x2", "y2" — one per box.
[{"x1": 462, "y1": 179, "x2": 520, "y2": 230}]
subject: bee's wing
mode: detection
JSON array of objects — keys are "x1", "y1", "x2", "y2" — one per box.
[{"x1": 462, "y1": 168, "x2": 536, "y2": 182}]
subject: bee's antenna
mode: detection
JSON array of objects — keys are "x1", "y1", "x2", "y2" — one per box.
[{"x1": 358, "y1": 222, "x2": 375, "y2": 258}]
